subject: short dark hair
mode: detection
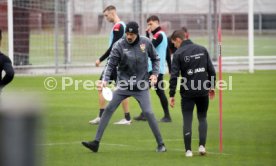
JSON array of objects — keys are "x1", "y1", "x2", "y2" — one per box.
[
  {"x1": 171, "y1": 27, "x2": 189, "y2": 41},
  {"x1": 171, "y1": 30, "x2": 185, "y2": 41},
  {"x1": 103, "y1": 5, "x2": 116, "y2": 13},
  {"x1": 147, "y1": 15, "x2": 159, "y2": 23}
]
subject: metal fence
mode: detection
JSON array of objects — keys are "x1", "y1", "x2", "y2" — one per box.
[{"x1": 0, "y1": 0, "x2": 276, "y2": 73}]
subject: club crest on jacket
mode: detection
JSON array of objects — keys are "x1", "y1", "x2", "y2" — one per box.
[{"x1": 140, "y1": 43, "x2": 146, "y2": 52}]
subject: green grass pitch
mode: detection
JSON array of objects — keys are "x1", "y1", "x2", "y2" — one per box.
[{"x1": 6, "y1": 70, "x2": 275, "y2": 166}]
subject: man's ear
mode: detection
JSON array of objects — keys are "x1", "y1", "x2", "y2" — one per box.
[
  {"x1": 176, "y1": 38, "x2": 182, "y2": 43},
  {"x1": 185, "y1": 32, "x2": 189, "y2": 39}
]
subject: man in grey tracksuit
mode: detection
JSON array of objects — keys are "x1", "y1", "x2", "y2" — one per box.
[{"x1": 82, "y1": 21, "x2": 166, "y2": 153}]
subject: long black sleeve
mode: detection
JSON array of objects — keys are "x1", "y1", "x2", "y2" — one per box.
[
  {"x1": 151, "y1": 33, "x2": 163, "y2": 48},
  {"x1": 167, "y1": 36, "x2": 177, "y2": 54},
  {"x1": 166, "y1": 47, "x2": 172, "y2": 74},
  {"x1": 102, "y1": 42, "x2": 121, "y2": 82},
  {"x1": 0, "y1": 55, "x2": 14, "y2": 89},
  {"x1": 146, "y1": 31, "x2": 150, "y2": 38},
  {"x1": 0, "y1": 63, "x2": 14, "y2": 88},
  {"x1": 99, "y1": 46, "x2": 112, "y2": 62},
  {"x1": 169, "y1": 53, "x2": 180, "y2": 97},
  {"x1": 99, "y1": 23, "x2": 125, "y2": 62}
]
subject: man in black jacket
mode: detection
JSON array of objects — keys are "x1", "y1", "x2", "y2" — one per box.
[
  {"x1": 0, "y1": 29, "x2": 14, "y2": 93},
  {"x1": 169, "y1": 28, "x2": 216, "y2": 157},
  {"x1": 82, "y1": 21, "x2": 166, "y2": 153}
]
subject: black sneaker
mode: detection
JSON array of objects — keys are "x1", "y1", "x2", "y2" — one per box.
[
  {"x1": 134, "y1": 114, "x2": 147, "y2": 121},
  {"x1": 82, "y1": 140, "x2": 99, "y2": 152},
  {"x1": 160, "y1": 116, "x2": 172, "y2": 123},
  {"x1": 156, "y1": 143, "x2": 167, "y2": 152}
]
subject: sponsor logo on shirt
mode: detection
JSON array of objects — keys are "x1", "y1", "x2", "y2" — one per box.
[
  {"x1": 187, "y1": 69, "x2": 193, "y2": 75},
  {"x1": 195, "y1": 67, "x2": 205, "y2": 73},
  {"x1": 190, "y1": 53, "x2": 204, "y2": 60},
  {"x1": 184, "y1": 56, "x2": 190, "y2": 63},
  {"x1": 187, "y1": 67, "x2": 205, "y2": 75},
  {"x1": 123, "y1": 48, "x2": 129, "y2": 53}
]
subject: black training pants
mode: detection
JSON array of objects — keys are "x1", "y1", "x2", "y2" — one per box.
[
  {"x1": 181, "y1": 95, "x2": 209, "y2": 151},
  {"x1": 155, "y1": 74, "x2": 170, "y2": 116}
]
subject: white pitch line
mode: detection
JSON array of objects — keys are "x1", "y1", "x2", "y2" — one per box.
[
  {"x1": 39, "y1": 141, "x2": 231, "y2": 155},
  {"x1": 139, "y1": 138, "x2": 198, "y2": 142},
  {"x1": 38, "y1": 141, "x2": 131, "y2": 147},
  {"x1": 39, "y1": 141, "x2": 80, "y2": 146},
  {"x1": 101, "y1": 143, "x2": 130, "y2": 147}
]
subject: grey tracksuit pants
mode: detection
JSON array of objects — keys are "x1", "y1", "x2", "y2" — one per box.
[{"x1": 95, "y1": 89, "x2": 164, "y2": 146}]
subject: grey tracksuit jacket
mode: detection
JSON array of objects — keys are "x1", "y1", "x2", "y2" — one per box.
[{"x1": 103, "y1": 35, "x2": 160, "y2": 90}]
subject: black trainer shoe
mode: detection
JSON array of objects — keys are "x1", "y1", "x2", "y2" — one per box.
[
  {"x1": 134, "y1": 114, "x2": 147, "y2": 121},
  {"x1": 160, "y1": 116, "x2": 172, "y2": 122},
  {"x1": 82, "y1": 140, "x2": 99, "y2": 152},
  {"x1": 156, "y1": 143, "x2": 167, "y2": 152}
]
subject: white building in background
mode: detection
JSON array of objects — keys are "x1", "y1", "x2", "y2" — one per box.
[
  {"x1": 71, "y1": 0, "x2": 276, "y2": 33},
  {"x1": 73, "y1": 0, "x2": 276, "y2": 14}
]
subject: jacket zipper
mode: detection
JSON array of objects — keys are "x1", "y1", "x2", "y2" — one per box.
[{"x1": 135, "y1": 47, "x2": 138, "y2": 76}]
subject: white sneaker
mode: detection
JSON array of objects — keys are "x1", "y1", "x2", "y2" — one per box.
[
  {"x1": 89, "y1": 117, "x2": 101, "y2": 125},
  {"x1": 185, "y1": 150, "x2": 193, "y2": 157},
  {"x1": 113, "y1": 119, "x2": 131, "y2": 125},
  {"x1": 198, "y1": 145, "x2": 206, "y2": 155}
]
